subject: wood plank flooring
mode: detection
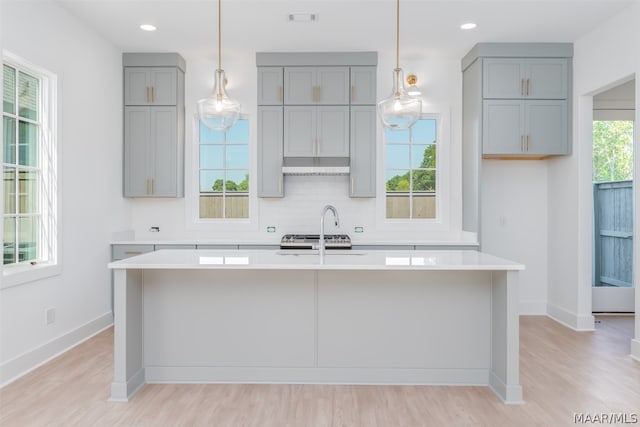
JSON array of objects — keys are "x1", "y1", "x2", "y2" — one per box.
[{"x1": 0, "y1": 315, "x2": 638, "y2": 426}]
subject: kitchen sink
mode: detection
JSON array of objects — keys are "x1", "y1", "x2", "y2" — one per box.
[{"x1": 276, "y1": 250, "x2": 366, "y2": 256}]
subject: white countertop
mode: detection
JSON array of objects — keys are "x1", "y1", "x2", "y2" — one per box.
[{"x1": 108, "y1": 249, "x2": 524, "y2": 271}]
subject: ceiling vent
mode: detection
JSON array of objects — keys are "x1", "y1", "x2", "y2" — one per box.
[{"x1": 288, "y1": 13, "x2": 318, "y2": 22}]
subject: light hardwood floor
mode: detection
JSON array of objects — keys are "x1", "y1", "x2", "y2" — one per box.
[{"x1": 1, "y1": 316, "x2": 638, "y2": 426}]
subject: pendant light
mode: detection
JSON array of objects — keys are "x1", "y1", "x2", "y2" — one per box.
[
  {"x1": 197, "y1": 0, "x2": 241, "y2": 131},
  {"x1": 377, "y1": 0, "x2": 421, "y2": 130}
]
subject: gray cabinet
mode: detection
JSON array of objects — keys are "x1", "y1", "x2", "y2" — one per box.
[
  {"x1": 256, "y1": 52, "x2": 378, "y2": 198},
  {"x1": 350, "y1": 67, "x2": 377, "y2": 105},
  {"x1": 483, "y1": 58, "x2": 568, "y2": 100},
  {"x1": 123, "y1": 53, "x2": 185, "y2": 198},
  {"x1": 349, "y1": 106, "x2": 376, "y2": 197},
  {"x1": 124, "y1": 106, "x2": 180, "y2": 196},
  {"x1": 258, "y1": 106, "x2": 284, "y2": 197},
  {"x1": 462, "y1": 43, "x2": 572, "y2": 159},
  {"x1": 257, "y1": 67, "x2": 283, "y2": 105},
  {"x1": 284, "y1": 106, "x2": 349, "y2": 157},
  {"x1": 284, "y1": 67, "x2": 349, "y2": 105},
  {"x1": 482, "y1": 100, "x2": 568, "y2": 155},
  {"x1": 124, "y1": 67, "x2": 178, "y2": 106}
]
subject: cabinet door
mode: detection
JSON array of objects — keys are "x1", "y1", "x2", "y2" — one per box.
[
  {"x1": 124, "y1": 68, "x2": 150, "y2": 106},
  {"x1": 150, "y1": 68, "x2": 177, "y2": 105},
  {"x1": 526, "y1": 59, "x2": 567, "y2": 99},
  {"x1": 284, "y1": 67, "x2": 315, "y2": 104},
  {"x1": 526, "y1": 100, "x2": 568, "y2": 155},
  {"x1": 482, "y1": 100, "x2": 525, "y2": 154},
  {"x1": 284, "y1": 106, "x2": 316, "y2": 156},
  {"x1": 125, "y1": 68, "x2": 177, "y2": 105},
  {"x1": 350, "y1": 67, "x2": 376, "y2": 105},
  {"x1": 258, "y1": 67, "x2": 284, "y2": 105},
  {"x1": 124, "y1": 107, "x2": 151, "y2": 196},
  {"x1": 483, "y1": 59, "x2": 525, "y2": 99},
  {"x1": 150, "y1": 107, "x2": 178, "y2": 196},
  {"x1": 350, "y1": 106, "x2": 376, "y2": 197},
  {"x1": 258, "y1": 107, "x2": 284, "y2": 197},
  {"x1": 316, "y1": 67, "x2": 349, "y2": 105},
  {"x1": 317, "y1": 107, "x2": 349, "y2": 157}
]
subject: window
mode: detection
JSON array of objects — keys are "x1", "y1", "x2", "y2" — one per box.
[
  {"x1": 198, "y1": 119, "x2": 249, "y2": 219},
  {"x1": 3, "y1": 58, "x2": 56, "y2": 270},
  {"x1": 385, "y1": 118, "x2": 437, "y2": 219}
]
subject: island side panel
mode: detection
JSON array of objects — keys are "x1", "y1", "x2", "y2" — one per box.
[
  {"x1": 110, "y1": 269, "x2": 145, "y2": 401},
  {"x1": 489, "y1": 270, "x2": 523, "y2": 404},
  {"x1": 316, "y1": 270, "x2": 492, "y2": 384},
  {"x1": 142, "y1": 269, "x2": 316, "y2": 380}
]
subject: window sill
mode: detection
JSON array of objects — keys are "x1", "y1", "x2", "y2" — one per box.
[{"x1": 1, "y1": 262, "x2": 62, "y2": 290}]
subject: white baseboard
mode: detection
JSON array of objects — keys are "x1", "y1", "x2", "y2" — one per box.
[
  {"x1": 519, "y1": 300, "x2": 547, "y2": 315},
  {"x1": 546, "y1": 303, "x2": 595, "y2": 331},
  {"x1": 631, "y1": 339, "x2": 640, "y2": 362},
  {"x1": 0, "y1": 312, "x2": 113, "y2": 387}
]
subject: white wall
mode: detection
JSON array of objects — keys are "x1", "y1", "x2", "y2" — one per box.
[
  {"x1": 547, "y1": 1, "x2": 640, "y2": 335},
  {"x1": 0, "y1": 1, "x2": 130, "y2": 384},
  {"x1": 482, "y1": 161, "x2": 549, "y2": 314}
]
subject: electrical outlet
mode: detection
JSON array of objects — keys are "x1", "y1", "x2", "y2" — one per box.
[
  {"x1": 149, "y1": 226, "x2": 160, "y2": 233},
  {"x1": 45, "y1": 308, "x2": 56, "y2": 326}
]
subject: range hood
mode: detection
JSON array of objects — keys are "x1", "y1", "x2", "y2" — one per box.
[{"x1": 281, "y1": 157, "x2": 350, "y2": 176}]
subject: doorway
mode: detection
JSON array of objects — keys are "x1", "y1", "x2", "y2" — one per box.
[{"x1": 592, "y1": 79, "x2": 636, "y2": 313}]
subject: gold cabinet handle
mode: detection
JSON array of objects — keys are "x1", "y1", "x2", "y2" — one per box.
[
  {"x1": 527, "y1": 79, "x2": 531, "y2": 96},
  {"x1": 311, "y1": 86, "x2": 316, "y2": 102},
  {"x1": 145, "y1": 87, "x2": 150, "y2": 103},
  {"x1": 124, "y1": 251, "x2": 142, "y2": 255},
  {"x1": 521, "y1": 79, "x2": 525, "y2": 97},
  {"x1": 151, "y1": 86, "x2": 155, "y2": 103}
]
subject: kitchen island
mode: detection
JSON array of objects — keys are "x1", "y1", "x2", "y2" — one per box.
[{"x1": 108, "y1": 249, "x2": 524, "y2": 404}]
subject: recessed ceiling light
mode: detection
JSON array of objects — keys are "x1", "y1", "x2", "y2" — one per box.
[
  {"x1": 139, "y1": 24, "x2": 157, "y2": 32},
  {"x1": 460, "y1": 22, "x2": 477, "y2": 30}
]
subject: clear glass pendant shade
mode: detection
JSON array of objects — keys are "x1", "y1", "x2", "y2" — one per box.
[
  {"x1": 197, "y1": 69, "x2": 241, "y2": 131},
  {"x1": 377, "y1": 68, "x2": 421, "y2": 130}
]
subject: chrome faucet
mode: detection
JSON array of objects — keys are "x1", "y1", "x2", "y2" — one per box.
[{"x1": 319, "y1": 204, "x2": 340, "y2": 263}]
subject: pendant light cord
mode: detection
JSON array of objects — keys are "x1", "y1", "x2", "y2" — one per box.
[
  {"x1": 395, "y1": 0, "x2": 400, "y2": 70},
  {"x1": 218, "y1": 0, "x2": 222, "y2": 71}
]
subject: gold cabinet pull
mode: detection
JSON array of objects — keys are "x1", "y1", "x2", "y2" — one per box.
[
  {"x1": 151, "y1": 86, "x2": 155, "y2": 103},
  {"x1": 526, "y1": 79, "x2": 531, "y2": 96},
  {"x1": 527, "y1": 135, "x2": 531, "y2": 151},
  {"x1": 124, "y1": 251, "x2": 142, "y2": 255},
  {"x1": 145, "y1": 87, "x2": 150, "y2": 103},
  {"x1": 521, "y1": 79, "x2": 525, "y2": 97}
]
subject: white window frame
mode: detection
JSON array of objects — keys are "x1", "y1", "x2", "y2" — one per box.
[
  {"x1": 376, "y1": 110, "x2": 452, "y2": 232},
  {"x1": 185, "y1": 114, "x2": 259, "y2": 231},
  {"x1": 2, "y1": 51, "x2": 59, "y2": 289}
]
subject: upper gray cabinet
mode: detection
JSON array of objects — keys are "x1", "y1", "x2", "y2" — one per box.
[
  {"x1": 284, "y1": 67, "x2": 349, "y2": 105},
  {"x1": 483, "y1": 58, "x2": 568, "y2": 100},
  {"x1": 462, "y1": 43, "x2": 573, "y2": 159},
  {"x1": 257, "y1": 67, "x2": 283, "y2": 105},
  {"x1": 124, "y1": 67, "x2": 178, "y2": 106},
  {"x1": 256, "y1": 52, "x2": 378, "y2": 198},
  {"x1": 123, "y1": 53, "x2": 185, "y2": 198},
  {"x1": 350, "y1": 67, "x2": 377, "y2": 105}
]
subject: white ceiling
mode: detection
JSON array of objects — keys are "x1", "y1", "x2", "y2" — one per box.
[{"x1": 56, "y1": 0, "x2": 635, "y2": 61}]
